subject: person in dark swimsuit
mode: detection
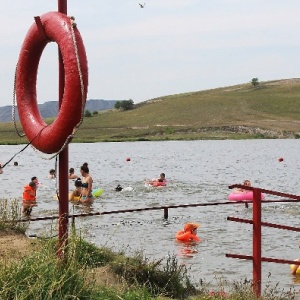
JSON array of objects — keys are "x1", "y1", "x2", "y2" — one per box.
[{"x1": 79, "y1": 165, "x2": 94, "y2": 205}]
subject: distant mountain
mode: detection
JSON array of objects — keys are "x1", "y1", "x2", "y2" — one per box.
[{"x1": 0, "y1": 99, "x2": 117, "y2": 123}]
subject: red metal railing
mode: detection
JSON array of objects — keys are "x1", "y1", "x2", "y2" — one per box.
[
  {"x1": 19, "y1": 185, "x2": 300, "y2": 296},
  {"x1": 226, "y1": 184, "x2": 300, "y2": 297}
]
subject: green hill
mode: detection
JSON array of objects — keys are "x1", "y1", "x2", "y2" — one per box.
[{"x1": 2, "y1": 78, "x2": 300, "y2": 144}]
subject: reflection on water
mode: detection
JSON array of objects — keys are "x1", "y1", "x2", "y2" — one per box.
[
  {"x1": 177, "y1": 242, "x2": 199, "y2": 258},
  {"x1": 1, "y1": 140, "x2": 300, "y2": 292}
]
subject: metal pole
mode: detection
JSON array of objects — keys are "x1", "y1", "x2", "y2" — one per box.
[
  {"x1": 252, "y1": 188, "x2": 262, "y2": 296},
  {"x1": 57, "y1": 0, "x2": 69, "y2": 258},
  {"x1": 164, "y1": 208, "x2": 168, "y2": 219}
]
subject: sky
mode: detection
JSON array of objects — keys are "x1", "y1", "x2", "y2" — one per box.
[{"x1": 1, "y1": 0, "x2": 300, "y2": 106}]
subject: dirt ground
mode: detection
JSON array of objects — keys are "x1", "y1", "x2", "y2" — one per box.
[
  {"x1": 0, "y1": 230, "x2": 32, "y2": 261},
  {"x1": 0, "y1": 230, "x2": 121, "y2": 288}
]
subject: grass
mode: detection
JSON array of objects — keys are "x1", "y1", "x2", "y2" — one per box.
[
  {"x1": 110, "y1": 252, "x2": 196, "y2": 298},
  {"x1": 0, "y1": 199, "x2": 27, "y2": 233},
  {"x1": 0, "y1": 232, "x2": 297, "y2": 300},
  {"x1": 2, "y1": 79, "x2": 300, "y2": 144}
]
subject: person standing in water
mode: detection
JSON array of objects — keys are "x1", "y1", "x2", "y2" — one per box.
[
  {"x1": 236, "y1": 180, "x2": 252, "y2": 208},
  {"x1": 79, "y1": 165, "x2": 94, "y2": 205},
  {"x1": 22, "y1": 181, "x2": 37, "y2": 216}
]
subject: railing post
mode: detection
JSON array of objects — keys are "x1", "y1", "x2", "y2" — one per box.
[
  {"x1": 164, "y1": 208, "x2": 169, "y2": 219},
  {"x1": 252, "y1": 188, "x2": 262, "y2": 297}
]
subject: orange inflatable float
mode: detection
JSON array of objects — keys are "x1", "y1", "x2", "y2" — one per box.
[{"x1": 176, "y1": 223, "x2": 201, "y2": 242}]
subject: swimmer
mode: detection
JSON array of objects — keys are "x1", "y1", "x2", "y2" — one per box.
[
  {"x1": 241, "y1": 180, "x2": 251, "y2": 192},
  {"x1": 68, "y1": 167, "x2": 78, "y2": 179},
  {"x1": 176, "y1": 223, "x2": 201, "y2": 242},
  {"x1": 146, "y1": 172, "x2": 167, "y2": 186},
  {"x1": 233, "y1": 180, "x2": 252, "y2": 208},
  {"x1": 48, "y1": 169, "x2": 56, "y2": 179},
  {"x1": 115, "y1": 184, "x2": 123, "y2": 191},
  {"x1": 69, "y1": 178, "x2": 82, "y2": 202}
]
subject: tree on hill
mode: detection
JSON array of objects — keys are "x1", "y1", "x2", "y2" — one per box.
[
  {"x1": 114, "y1": 99, "x2": 134, "y2": 111},
  {"x1": 84, "y1": 110, "x2": 92, "y2": 117},
  {"x1": 251, "y1": 78, "x2": 259, "y2": 87}
]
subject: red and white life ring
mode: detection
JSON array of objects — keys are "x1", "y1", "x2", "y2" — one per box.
[{"x1": 16, "y1": 11, "x2": 88, "y2": 154}]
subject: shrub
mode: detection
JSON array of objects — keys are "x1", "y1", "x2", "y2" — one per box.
[
  {"x1": 110, "y1": 252, "x2": 196, "y2": 298},
  {"x1": 0, "y1": 198, "x2": 27, "y2": 233}
]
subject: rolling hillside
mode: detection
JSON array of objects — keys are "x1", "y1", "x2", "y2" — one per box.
[
  {"x1": 1, "y1": 78, "x2": 300, "y2": 144},
  {"x1": 0, "y1": 99, "x2": 117, "y2": 123},
  {"x1": 77, "y1": 78, "x2": 300, "y2": 141}
]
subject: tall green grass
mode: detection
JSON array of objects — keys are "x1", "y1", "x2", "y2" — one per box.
[
  {"x1": 0, "y1": 177, "x2": 298, "y2": 299},
  {"x1": 110, "y1": 252, "x2": 196, "y2": 299},
  {"x1": 0, "y1": 228, "x2": 296, "y2": 299},
  {"x1": 0, "y1": 232, "x2": 152, "y2": 300},
  {"x1": 0, "y1": 198, "x2": 27, "y2": 233}
]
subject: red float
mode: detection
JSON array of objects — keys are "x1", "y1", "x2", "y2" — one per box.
[
  {"x1": 16, "y1": 11, "x2": 88, "y2": 154},
  {"x1": 278, "y1": 157, "x2": 284, "y2": 162}
]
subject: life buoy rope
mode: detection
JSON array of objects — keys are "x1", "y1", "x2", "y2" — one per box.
[{"x1": 15, "y1": 11, "x2": 88, "y2": 154}]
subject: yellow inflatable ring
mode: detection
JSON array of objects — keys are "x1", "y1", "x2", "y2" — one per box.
[{"x1": 290, "y1": 260, "x2": 300, "y2": 275}]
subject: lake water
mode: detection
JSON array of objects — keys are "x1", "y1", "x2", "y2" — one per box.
[{"x1": 1, "y1": 139, "x2": 300, "y2": 293}]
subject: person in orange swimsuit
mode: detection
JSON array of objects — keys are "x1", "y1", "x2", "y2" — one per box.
[
  {"x1": 176, "y1": 223, "x2": 201, "y2": 242},
  {"x1": 22, "y1": 181, "x2": 37, "y2": 216}
]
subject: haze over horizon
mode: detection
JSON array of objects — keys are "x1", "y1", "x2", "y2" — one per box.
[{"x1": 1, "y1": 0, "x2": 300, "y2": 106}]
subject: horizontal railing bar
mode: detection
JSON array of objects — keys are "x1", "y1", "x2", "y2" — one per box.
[
  {"x1": 226, "y1": 253, "x2": 300, "y2": 265},
  {"x1": 17, "y1": 201, "x2": 251, "y2": 222},
  {"x1": 226, "y1": 253, "x2": 253, "y2": 260},
  {"x1": 17, "y1": 198, "x2": 300, "y2": 223},
  {"x1": 227, "y1": 216, "x2": 252, "y2": 224},
  {"x1": 227, "y1": 216, "x2": 300, "y2": 232}
]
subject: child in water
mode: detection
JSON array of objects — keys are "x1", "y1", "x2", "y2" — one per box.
[
  {"x1": 22, "y1": 181, "x2": 37, "y2": 216},
  {"x1": 176, "y1": 222, "x2": 201, "y2": 242},
  {"x1": 69, "y1": 178, "x2": 82, "y2": 202}
]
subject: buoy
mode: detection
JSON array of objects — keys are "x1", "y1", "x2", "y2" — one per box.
[
  {"x1": 278, "y1": 157, "x2": 284, "y2": 162},
  {"x1": 126, "y1": 157, "x2": 131, "y2": 161},
  {"x1": 16, "y1": 12, "x2": 88, "y2": 154}
]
